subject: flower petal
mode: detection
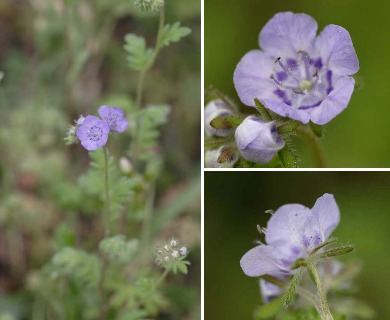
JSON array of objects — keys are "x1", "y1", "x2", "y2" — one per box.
[
  {"x1": 311, "y1": 193, "x2": 340, "y2": 239},
  {"x1": 240, "y1": 245, "x2": 285, "y2": 277},
  {"x1": 233, "y1": 50, "x2": 275, "y2": 106},
  {"x1": 265, "y1": 204, "x2": 315, "y2": 246},
  {"x1": 315, "y1": 25, "x2": 359, "y2": 76},
  {"x1": 309, "y1": 76, "x2": 355, "y2": 125},
  {"x1": 259, "y1": 12, "x2": 318, "y2": 57},
  {"x1": 260, "y1": 99, "x2": 311, "y2": 124}
]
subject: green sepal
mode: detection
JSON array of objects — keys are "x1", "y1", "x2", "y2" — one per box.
[
  {"x1": 217, "y1": 148, "x2": 236, "y2": 164},
  {"x1": 254, "y1": 295, "x2": 285, "y2": 319},
  {"x1": 278, "y1": 145, "x2": 299, "y2": 168},
  {"x1": 283, "y1": 268, "x2": 303, "y2": 306},
  {"x1": 314, "y1": 245, "x2": 355, "y2": 260},
  {"x1": 204, "y1": 139, "x2": 230, "y2": 149},
  {"x1": 309, "y1": 121, "x2": 323, "y2": 138},
  {"x1": 210, "y1": 116, "x2": 243, "y2": 129},
  {"x1": 254, "y1": 98, "x2": 272, "y2": 122},
  {"x1": 277, "y1": 121, "x2": 300, "y2": 134},
  {"x1": 290, "y1": 258, "x2": 306, "y2": 270},
  {"x1": 310, "y1": 238, "x2": 338, "y2": 255},
  {"x1": 209, "y1": 117, "x2": 232, "y2": 130}
]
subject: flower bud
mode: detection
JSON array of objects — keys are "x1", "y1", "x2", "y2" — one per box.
[
  {"x1": 204, "y1": 99, "x2": 234, "y2": 137},
  {"x1": 205, "y1": 146, "x2": 238, "y2": 168},
  {"x1": 235, "y1": 116, "x2": 284, "y2": 163},
  {"x1": 119, "y1": 157, "x2": 133, "y2": 174}
]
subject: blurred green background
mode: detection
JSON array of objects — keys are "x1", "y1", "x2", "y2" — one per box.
[
  {"x1": 205, "y1": 0, "x2": 390, "y2": 167},
  {"x1": 205, "y1": 171, "x2": 390, "y2": 319}
]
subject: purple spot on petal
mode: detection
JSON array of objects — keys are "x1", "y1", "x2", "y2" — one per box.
[
  {"x1": 291, "y1": 246, "x2": 301, "y2": 256},
  {"x1": 298, "y1": 100, "x2": 322, "y2": 110},
  {"x1": 302, "y1": 235, "x2": 310, "y2": 248},
  {"x1": 314, "y1": 58, "x2": 323, "y2": 69},
  {"x1": 286, "y1": 58, "x2": 297, "y2": 69},
  {"x1": 276, "y1": 71, "x2": 288, "y2": 81},
  {"x1": 281, "y1": 259, "x2": 291, "y2": 267},
  {"x1": 326, "y1": 70, "x2": 333, "y2": 94}
]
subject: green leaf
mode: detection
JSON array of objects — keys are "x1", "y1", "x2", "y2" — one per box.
[
  {"x1": 99, "y1": 235, "x2": 139, "y2": 264},
  {"x1": 159, "y1": 22, "x2": 191, "y2": 48},
  {"x1": 124, "y1": 34, "x2": 154, "y2": 71},
  {"x1": 255, "y1": 295, "x2": 284, "y2": 319},
  {"x1": 135, "y1": 105, "x2": 170, "y2": 160}
]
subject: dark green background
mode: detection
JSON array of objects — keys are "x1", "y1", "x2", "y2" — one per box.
[
  {"x1": 205, "y1": 0, "x2": 390, "y2": 167},
  {"x1": 205, "y1": 172, "x2": 390, "y2": 319}
]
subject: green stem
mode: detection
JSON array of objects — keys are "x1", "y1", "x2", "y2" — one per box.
[
  {"x1": 141, "y1": 180, "x2": 156, "y2": 252},
  {"x1": 307, "y1": 262, "x2": 334, "y2": 320},
  {"x1": 103, "y1": 147, "x2": 111, "y2": 236},
  {"x1": 98, "y1": 257, "x2": 107, "y2": 320},
  {"x1": 132, "y1": 6, "x2": 165, "y2": 167},
  {"x1": 157, "y1": 268, "x2": 169, "y2": 286},
  {"x1": 297, "y1": 128, "x2": 326, "y2": 168}
]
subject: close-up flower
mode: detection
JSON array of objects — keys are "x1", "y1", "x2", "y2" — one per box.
[
  {"x1": 204, "y1": 99, "x2": 234, "y2": 137},
  {"x1": 76, "y1": 115, "x2": 110, "y2": 151},
  {"x1": 234, "y1": 12, "x2": 359, "y2": 125},
  {"x1": 98, "y1": 105, "x2": 128, "y2": 133},
  {"x1": 235, "y1": 116, "x2": 284, "y2": 163},
  {"x1": 240, "y1": 193, "x2": 340, "y2": 277}
]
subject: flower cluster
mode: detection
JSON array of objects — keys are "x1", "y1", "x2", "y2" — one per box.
[
  {"x1": 204, "y1": 99, "x2": 284, "y2": 166},
  {"x1": 131, "y1": 0, "x2": 164, "y2": 12},
  {"x1": 234, "y1": 12, "x2": 359, "y2": 125},
  {"x1": 155, "y1": 238, "x2": 188, "y2": 268},
  {"x1": 240, "y1": 193, "x2": 340, "y2": 277},
  {"x1": 75, "y1": 105, "x2": 128, "y2": 151}
]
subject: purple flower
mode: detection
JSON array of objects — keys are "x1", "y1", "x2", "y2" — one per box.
[
  {"x1": 204, "y1": 99, "x2": 234, "y2": 137},
  {"x1": 240, "y1": 193, "x2": 340, "y2": 277},
  {"x1": 98, "y1": 105, "x2": 128, "y2": 133},
  {"x1": 235, "y1": 116, "x2": 284, "y2": 163},
  {"x1": 76, "y1": 115, "x2": 110, "y2": 151},
  {"x1": 234, "y1": 12, "x2": 359, "y2": 125}
]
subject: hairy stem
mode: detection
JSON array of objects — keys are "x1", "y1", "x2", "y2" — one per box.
[
  {"x1": 297, "y1": 128, "x2": 326, "y2": 168},
  {"x1": 307, "y1": 262, "x2": 334, "y2": 320},
  {"x1": 103, "y1": 147, "x2": 111, "y2": 236}
]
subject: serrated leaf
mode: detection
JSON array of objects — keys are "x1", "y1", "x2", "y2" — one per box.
[
  {"x1": 124, "y1": 34, "x2": 154, "y2": 71},
  {"x1": 159, "y1": 22, "x2": 191, "y2": 48}
]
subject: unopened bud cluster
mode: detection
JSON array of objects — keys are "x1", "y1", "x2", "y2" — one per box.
[
  {"x1": 131, "y1": 0, "x2": 164, "y2": 12},
  {"x1": 155, "y1": 238, "x2": 188, "y2": 268},
  {"x1": 64, "y1": 116, "x2": 85, "y2": 145}
]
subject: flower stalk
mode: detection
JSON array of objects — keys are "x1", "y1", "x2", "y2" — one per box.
[
  {"x1": 132, "y1": 5, "x2": 165, "y2": 167},
  {"x1": 103, "y1": 147, "x2": 111, "y2": 236},
  {"x1": 307, "y1": 261, "x2": 334, "y2": 320}
]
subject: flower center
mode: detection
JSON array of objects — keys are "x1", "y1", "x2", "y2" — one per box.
[
  {"x1": 88, "y1": 126, "x2": 103, "y2": 141},
  {"x1": 270, "y1": 51, "x2": 333, "y2": 110},
  {"x1": 106, "y1": 112, "x2": 119, "y2": 128}
]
